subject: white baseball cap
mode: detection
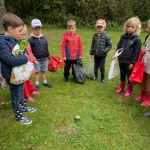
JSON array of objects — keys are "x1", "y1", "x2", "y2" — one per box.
[{"x1": 31, "y1": 19, "x2": 42, "y2": 28}]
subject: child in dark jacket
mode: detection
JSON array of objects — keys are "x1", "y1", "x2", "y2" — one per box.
[
  {"x1": 114, "y1": 17, "x2": 142, "y2": 97},
  {"x1": 89, "y1": 19, "x2": 112, "y2": 83},
  {"x1": 61, "y1": 20, "x2": 82, "y2": 82},
  {"x1": 28, "y1": 19, "x2": 52, "y2": 90},
  {"x1": 0, "y1": 13, "x2": 36, "y2": 124}
]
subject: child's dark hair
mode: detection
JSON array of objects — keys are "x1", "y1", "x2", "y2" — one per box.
[{"x1": 2, "y1": 13, "x2": 24, "y2": 31}]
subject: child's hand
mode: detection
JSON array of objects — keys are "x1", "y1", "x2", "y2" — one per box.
[
  {"x1": 129, "y1": 64, "x2": 134, "y2": 70},
  {"x1": 34, "y1": 60, "x2": 39, "y2": 65},
  {"x1": 63, "y1": 57, "x2": 66, "y2": 61},
  {"x1": 79, "y1": 56, "x2": 82, "y2": 59},
  {"x1": 142, "y1": 48, "x2": 146, "y2": 54},
  {"x1": 112, "y1": 56, "x2": 117, "y2": 60}
]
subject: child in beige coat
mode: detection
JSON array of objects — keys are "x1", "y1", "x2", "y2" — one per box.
[{"x1": 136, "y1": 20, "x2": 150, "y2": 108}]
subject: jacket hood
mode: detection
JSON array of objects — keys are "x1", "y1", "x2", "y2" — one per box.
[
  {"x1": 30, "y1": 33, "x2": 43, "y2": 38},
  {"x1": 0, "y1": 35, "x2": 18, "y2": 43},
  {"x1": 0, "y1": 35, "x2": 19, "y2": 51}
]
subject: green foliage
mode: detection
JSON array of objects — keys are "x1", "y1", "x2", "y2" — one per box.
[{"x1": 4, "y1": 0, "x2": 150, "y2": 27}]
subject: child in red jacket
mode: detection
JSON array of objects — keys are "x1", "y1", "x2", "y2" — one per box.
[
  {"x1": 61, "y1": 20, "x2": 82, "y2": 82},
  {"x1": 19, "y1": 25, "x2": 40, "y2": 102}
]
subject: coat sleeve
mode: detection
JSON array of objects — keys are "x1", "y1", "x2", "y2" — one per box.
[
  {"x1": 61, "y1": 33, "x2": 66, "y2": 58},
  {"x1": 78, "y1": 36, "x2": 82, "y2": 57},
  {"x1": 105, "y1": 34, "x2": 112, "y2": 53},
  {"x1": 0, "y1": 41, "x2": 28, "y2": 67},
  {"x1": 132, "y1": 38, "x2": 142, "y2": 64},
  {"x1": 89, "y1": 36, "x2": 94, "y2": 55},
  {"x1": 24, "y1": 44, "x2": 36, "y2": 62}
]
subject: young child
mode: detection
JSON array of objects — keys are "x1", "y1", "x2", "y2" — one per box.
[
  {"x1": 0, "y1": 13, "x2": 36, "y2": 124},
  {"x1": 89, "y1": 19, "x2": 112, "y2": 83},
  {"x1": 135, "y1": 20, "x2": 150, "y2": 107},
  {"x1": 28, "y1": 19, "x2": 52, "y2": 90},
  {"x1": 19, "y1": 25, "x2": 40, "y2": 102},
  {"x1": 61, "y1": 20, "x2": 82, "y2": 82},
  {"x1": 114, "y1": 17, "x2": 142, "y2": 97}
]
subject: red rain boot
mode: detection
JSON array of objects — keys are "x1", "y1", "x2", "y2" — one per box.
[
  {"x1": 141, "y1": 92, "x2": 150, "y2": 107},
  {"x1": 124, "y1": 84, "x2": 133, "y2": 97},
  {"x1": 135, "y1": 90, "x2": 145, "y2": 101},
  {"x1": 116, "y1": 81, "x2": 125, "y2": 94},
  {"x1": 32, "y1": 91, "x2": 40, "y2": 95},
  {"x1": 26, "y1": 96, "x2": 35, "y2": 102}
]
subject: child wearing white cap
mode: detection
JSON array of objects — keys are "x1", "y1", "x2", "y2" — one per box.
[
  {"x1": 28, "y1": 19, "x2": 52, "y2": 90},
  {"x1": 89, "y1": 19, "x2": 112, "y2": 83}
]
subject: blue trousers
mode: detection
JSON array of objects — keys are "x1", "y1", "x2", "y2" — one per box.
[{"x1": 6, "y1": 80, "x2": 26, "y2": 110}]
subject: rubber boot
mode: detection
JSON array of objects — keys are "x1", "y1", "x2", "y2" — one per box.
[
  {"x1": 26, "y1": 96, "x2": 35, "y2": 102},
  {"x1": 20, "y1": 102, "x2": 36, "y2": 112},
  {"x1": 124, "y1": 84, "x2": 133, "y2": 97},
  {"x1": 144, "y1": 112, "x2": 150, "y2": 117},
  {"x1": 116, "y1": 81, "x2": 125, "y2": 94},
  {"x1": 93, "y1": 70, "x2": 98, "y2": 80},
  {"x1": 14, "y1": 110, "x2": 32, "y2": 124},
  {"x1": 101, "y1": 73, "x2": 106, "y2": 84},
  {"x1": 141, "y1": 92, "x2": 150, "y2": 107},
  {"x1": 135, "y1": 90, "x2": 145, "y2": 101}
]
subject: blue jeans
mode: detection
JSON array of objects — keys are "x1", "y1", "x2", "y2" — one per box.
[
  {"x1": 6, "y1": 80, "x2": 26, "y2": 110},
  {"x1": 119, "y1": 62, "x2": 132, "y2": 84}
]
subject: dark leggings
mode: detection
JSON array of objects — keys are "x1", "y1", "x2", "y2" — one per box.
[
  {"x1": 94, "y1": 55, "x2": 106, "y2": 74},
  {"x1": 119, "y1": 62, "x2": 132, "y2": 84},
  {"x1": 64, "y1": 60, "x2": 77, "y2": 77}
]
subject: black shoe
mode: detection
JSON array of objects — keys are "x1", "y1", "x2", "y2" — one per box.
[
  {"x1": 34, "y1": 84, "x2": 39, "y2": 90},
  {"x1": 43, "y1": 82, "x2": 52, "y2": 88},
  {"x1": 64, "y1": 77, "x2": 68, "y2": 82},
  {"x1": 144, "y1": 112, "x2": 150, "y2": 117}
]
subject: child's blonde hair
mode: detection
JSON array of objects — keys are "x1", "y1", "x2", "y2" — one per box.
[
  {"x1": 123, "y1": 17, "x2": 141, "y2": 35},
  {"x1": 146, "y1": 20, "x2": 150, "y2": 28},
  {"x1": 67, "y1": 20, "x2": 76, "y2": 27}
]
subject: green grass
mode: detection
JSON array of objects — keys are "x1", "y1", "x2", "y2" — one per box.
[{"x1": 0, "y1": 28, "x2": 149, "y2": 150}]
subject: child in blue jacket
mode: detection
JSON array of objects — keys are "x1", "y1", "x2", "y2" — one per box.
[{"x1": 0, "y1": 13, "x2": 36, "y2": 124}]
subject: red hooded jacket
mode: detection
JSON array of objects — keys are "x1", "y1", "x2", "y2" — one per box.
[{"x1": 61, "y1": 32, "x2": 82, "y2": 60}]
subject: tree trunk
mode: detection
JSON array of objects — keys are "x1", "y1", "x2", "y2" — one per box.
[{"x1": 0, "y1": 0, "x2": 6, "y2": 33}]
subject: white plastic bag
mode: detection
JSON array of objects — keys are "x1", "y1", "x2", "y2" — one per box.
[
  {"x1": 85, "y1": 58, "x2": 94, "y2": 79},
  {"x1": 108, "y1": 59, "x2": 118, "y2": 79},
  {"x1": 108, "y1": 48, "x2": 124, "y2": 80},
  {"x1": 10, "y1": 61, "x2": 34, "y2": 84}
]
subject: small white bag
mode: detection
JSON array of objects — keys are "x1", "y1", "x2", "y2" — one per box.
[
  {"x1": 10, "y1": 61, "x2": 34, "y2": 84},
  {"x1": 108, "y1": 59, "x2": 118, "y2": 79},
  {"x1": 108, "y1": 48, "x2": 124, "y2": 80}
]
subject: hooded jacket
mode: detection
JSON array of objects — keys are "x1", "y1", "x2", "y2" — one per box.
[
  {"x1": 28, "y1": 33, "x2": 50, "y2": 60},
  {"x1": 117, "y1": 34, "x2": 142, "y2": 64},
  {"x1": 0, "y1": 35, "x2": 28, "y2": 80},
  {"x1": 89, "y1": 31, "x2": 112, "y2": 57},
  {"x1": 61, "y1": 32, "x2": 82, "y2": 60}
]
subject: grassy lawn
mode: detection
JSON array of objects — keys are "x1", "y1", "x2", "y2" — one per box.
[{"x1": 0, "y1": 28, "x2": 150, "y2": 150}]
